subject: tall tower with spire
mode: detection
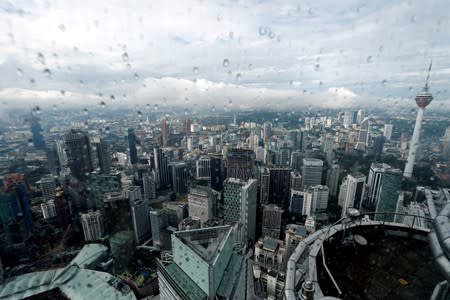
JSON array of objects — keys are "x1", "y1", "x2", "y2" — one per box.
[{"x1": 403, "y1": 61, "x2": 433, "y2": 178}]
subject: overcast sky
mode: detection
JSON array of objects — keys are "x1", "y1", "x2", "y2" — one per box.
[{"x1": 1, "y1": 0, "x2": 449, "y2": 113}]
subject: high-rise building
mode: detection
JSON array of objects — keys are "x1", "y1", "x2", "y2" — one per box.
[
  {"x1": 130, "y1": 198, "x2": 150, "y2": 244},
  {"x1": 154, "y1": 147, "x2": 170, "y2": 189},
  {"x1": 263, "y1": 121, "x2": 272, "y2": 143},
  {"x1": 269, "y1": 167, "x2": 292, "y2": 206},
  {"x1": 170, "y1": 161, "x2": 189, "y2": 194},
  {"x1": 81, "y1": 210, "x2": 104, "y2": 241},
  {"x1": 142, "y1": 171, "x2": 156, "y2": 202},
  {"x1": 304, "y1": 185, "x2": 329, "y2": 216},
  {"x1": 196, "y1": 156, "x2": 211, "y2": 179},
  {"x1": 210, "y1": 154, "x2": 225, "y2": 191},
  {"x1": 103, "y1": 191, "x2": 134, "y2": 272},
  {"x1": 30, "y1": 114, "x2": 46, "y2": 149},
  {"x1": 127, "y1": 128, "x2": 138, "y2": 165},
  {"x1": 277, "y1": 147, "x2": 291, "y2": 167},
  {"x1": 338, "y1": 173, "x2": 366, "y2": 217},
  {"x1": 55, "y1": 139, "x2": 68, "y2": 168},
  {"x1": 366, "y1": 163, "x2": 392, "y2": 210},
  {"x1": 290, "y1": 150, "x2": 302, "y2": 172},
  {"x1": 149, "y1": 209, "x2": 169, "y2": 250},
  {"x1": 38, "y1": 174, "x2": 56, "y2": 202},
  {"x1": 40, "y1": 200, "x2": 56, "y2": 219},
  {"x1": 290, "y1": 171, "x2": 302, "y2": 192},
  {"x1": 289, "y1": 190, "x2": 305, "y2": 215},
  {"x1": 182, "y1": 117, "x2": 191, "y2": 135},
  {"x1": 326, "y1": 164, "x2": 340, "y2": 197},
  {"x1": 226, "y1": 148, "x2": 255, "y2": 181},
  {"x1": 224, "y1": 178, "x2": 257, "y2": 245},
  {"x1": 301, "y1": 158, "x2": 323, "y2": 188},
  {"x1": 157, "y1": 226, "x2": 244, "y2": 300},
  {"x1": 90, "y1": 136, "x2": 111, "y2": 173},
  {"x1": 383, "y1": 124, "x2": 393, "y2": 140},
  {"x1": 262, "y1": 204, "x2": 284, "y2": 239},
  {"x1": 54, "y1": 187, "x2": 72, "y2": 229},
  {"x1": 188, "y1": 186, "x2": 217, "y2": 224},
  {"x1": 375, "y1": 169, "x2": 402, "y2": 222},
  {"x1": 87, "y1": 171, "x2": 121, "y2": 212},
  {"x1": 161, "y1": 118, "x2": 169, "y2": 146},
  {"x1": 64, "y1": 129, "x2": 93, "y2": 180},
  {"x1": 404, "y1": 62, "x2": 433, "y2": 178},
  {"x1": 260, "y1": 167, "x2": 270, "y2": 205},
  {"x1": 372, "y1": 135, "x2": 386, "y2": 156}
]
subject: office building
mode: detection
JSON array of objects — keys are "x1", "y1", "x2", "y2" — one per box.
[
  {"x1": 90, "y1": 135, "x2": 111, "y2": 173},
  {"x1": 142, "y1": 171, "x2": 156, "y2": 202},
  {"x1": 210, "y1": 154, "x2": 225, "y2": 191},
  {"x1": 262, "y1": 204, "x2": 284, "y2": 239},
  {"x1": 301, "y1": 158, "x2": 323, "y2": 188},
  {"x1": 41, "y1": 200, "x2": 57, "y2": 219},
  {"x1": 338, "y1": 173, "x2": 366, "y2": 217},
  {"x1": 64, "y1": 129, "x2": 93, "y2": 180},
  {"x1": 188, "y1": 186, "x2": 216, "y2": 224},
  {"x1": 304, "y1": 185, "x2": 329, "y2": 216},
  {"x1": 269, "y1": 167, "x2": 291, "y2": 206},
  {"x1": 150, "y1": 209, "x2": 170, "y2": 250},
  {"x1": 263, "y1": 121, "x2": 272, "y2": 142},
  {"x1": 226, "y1": 148, "x2": 255, "y2": 181},
  {"x1": 384, "y1": 124, "x2": 393, "y2": 140},
  {"x1": 326, "y1": 163, "x2": 340, "y2": 197},
  {"x1": 289, "y1": 190, "x2": 305, "y2": 215},
  {"x1": 157, "y1": 226, "x2": 245, "y2": 299},
  {"x1": 366, "y1": 163, "x2": 392, "y2": 210},
  {"x1": 196, "y1": 156, "x2": 211, "y2": 179},
  {"x1": 375, "y1": 169, "x2": 402, "y2": 222},
  {"x1": 80, "y1": 210, "x2": 104, "y2": 241},
  {"x1": 154, "y1": 147, "x2": 170, "y2": 189},
  {"x1": 170, "y1": 161, "x2": 189, "y2": 194},
  {"x1": 87, "y1": 171, "x2": 121, "y2": 212},
  {"x1": 290, "y1": 171, "x2": 302, "y2": 192},
  {"x1": 224, "y1": 178, "x2": 257, "y2": 246},
  {"x1": 38, "y1": 174, "x2": 56, "y2": 202},
  {"x1": 127, "y1": 128, "x2": 138, "y2": 165},
  {"x1": 260, "y1": 167, "x2": 270, "y2": 205},
  {"x1": 130, "y1": 198, "x2": 150, "y2": 244},
  {"x1": 161, "y1": 118, "x2": 170, "y2": 146}
]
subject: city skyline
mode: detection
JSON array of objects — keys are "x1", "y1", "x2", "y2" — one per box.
[{"x1": 1, "y1": 1, "x2": 450, "y2": 114}]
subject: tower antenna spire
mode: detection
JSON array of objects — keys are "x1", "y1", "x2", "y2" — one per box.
[{"x1": 424, "y1": 59, "x2": 432, "y2": 91}]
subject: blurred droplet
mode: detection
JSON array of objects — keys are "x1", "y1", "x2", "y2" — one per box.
[
  {"x1": 259, "y1": 26, "x2": 267, "y2": 36},
  {"x1": 269, "y1": 31, "x2": 275, "y2": 39},
  {"x1": 146, "y1": 103, "x2": 150, "y2": 110},
  {"x1": 16, "y1": 68, "x2": 24, "y2": 77},
  {"x1": 29, "y1": 78, "x2": 36, "y2": 84},
  {"x1": 100, "y1": 101, "x2": 106, "y2": 108},
  {"x1": 154, "y1": 104, "x2": 159, "y2": 111},
  {"x1": 110, "y1": 95, "x2": 115, "y2": 100},
  {"x1": 60, "y1": 90, "x2": 65, "y2": 95},
  {"x1": 134, "y1": 72, "x2": 139, "y2": 80},
  {"x1": 227, "y1": 70, "x2": 232, "y2": 76},
  {"x1": 122, "y1": 52, "x2": 129, "y2": 62},
  {"x1": 315, "y1": 64, "x2": 320, "y2": 71},
  {"x1": 43, "y1": 68, "x2": 52, "y2": 78},
  {"x1": 289, "y1": 80, "x2": 293, "y2": 86},
  {"x1": 248, "y1": 64, "x2": 253, "y2": 70},
  {"x1": 193, "y1": 66, "x2": 199, "y2": 75},
  {"x1": 83, "y1": 108, "x2": 88, "y2": 115},
  {"x1": 366, "y1": 56, "x2": 372, "y2": 63},
  {"x1": 236, "y1": 73, "x2": 241, "y2": 81},
  {"x1": 105, "y1": 126, "x2": 110, "y2": 134},
  {"x1": 223, "y1": 59, "x2": 229, "y2": 67},
  {"x1": 184, "y1": 108, "x2": 188, "y2": 115},
  {"x1": 229, "y1": 32, "x2": 234, "y2": 39},
  {"x1": 53, "y1": 104, "x2": 57, "y2": 111},
  {"x1": 137, "y1": 110, "x2": 142, "y2": 118},
  {"x1": 58, "y1": 24, "x2": 66, "y2": 32},
  {"x1": 229, "y1": 99, "x2": 233, "y2": 106},
  {"x1": 37, "y1": 52, "x2": 45, "y2": 64},
  {"x1": 381, "y1": 79, "x2": 387, "y2": 85},
  {"x1": 211, "y1": 105, "x2": 216, "y2": 112}
]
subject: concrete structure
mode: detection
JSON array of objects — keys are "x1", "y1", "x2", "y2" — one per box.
[
  {"x1": 142, "y1": 171, "x2": 156, "y2": 202},
  {"x1": 366, "y1": 163, "x2": 392, "y2": 209},
  {"x1": 404, "y1": 62, "x2": 433, "y2": 178},
  {"x1": 301, "y1": 158, "x2": 323, "y2": 188},
  {"x1": 188, "y1": 186, "x2": 216, "y2": 224},
  {"x1": 338, "y1": 173, "x2": 366, "y2": 217},
  {"x1": 326, "y1": 163, "x2": 340, "y2": 197},
  {"x1": 224, "y1": 178, "x2": 257, "y2": 246},
  {"x1": 130, "y1": 198, "x2": 150, "y2": 244},
  {"x1": 81, "y1": 210, "x2": 104, "y2": 241},
  {"x1": 64, "y1": 129, "x2": 93, "y2": 180},
  {"x1": 41, "y1": 200, "x2": 57, "y2": 219},
  {"x1": 226, "y1": 148, "x2": 255, "y2": 181},
  {"x1": 260, "y1": 167, "x2": 270, "y2": 205},
  {"x1": 196, "y1": 156, "x2": 211, "y2": 179},
  {"x1": 157, "y1": 226, "x2": 245, "y2": 299},
  {"x1": 304, "y1": 185, "x2": 329, "y2": 216},
  {"x1": 262, "y1": 204, "x2": 284, "y2": 239},
  {"x1": 383, "y1": 124, "x2": 393, "y2": 140},
  {"x1": 170, "y1": 161, "x2": 189, "y2": 194},
  {"x1": 38, "y1": 174, "x2": 56, "y2": 202}
]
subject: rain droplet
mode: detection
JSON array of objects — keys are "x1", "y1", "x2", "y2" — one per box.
[
  {"x1": 211, "y1": 105, "x2": 216, "y2": 112},
  {"x1": 315, "y1": 64, "x2": 320, "y2": 71},
  {"x1": 100, "y1": 101, "x2": 106, "y2": 108},
  {"x1": 58, "y1": 24, "x2": 66, "y2": 32},
  {"x1": 146, "y1": 103, "x2": 150, "y2": 110},
  {"x1": 229, "y1": 99, "x2": 233, "y2": 105},
  {"x1": 105, "y1": 126, "x2": 110, "y2": 134},
  {"x1": 34, "y1": 106, "x2": 41, "y2": 113},
  {"x1": 37, "y1": 52, "x2": 45, "y2": 64},
  {"x1": 110, "y1": 95, "x2": 115, "y2": 101},
  {"x1": 184, "y1": 108, "x2": 188, "y2": 115},
  {"x1": 229, "y1": 32, "x2": 234, "y2": 39},
  {"x1": 60, "y1": 90, "x2": 65, "y2": 95},
  {"x1": 154, "y1": 104, "x2": 159, "y2": 111},
  {"x1": 83, "y1": 108, "x2": 88, "y2": 115},
  {"x1": 269, "y1": 31, "x2": 275, "y2": 39},
  {"x1": 289, "y1": 80, "x2": 293, "y2": 86},
  {"x1": 43, "y1": 68, "x2": 52, "y2": 78},
  {"x1": 16, "y1": 68, "x2": 23, "y2": 76},
  {"x1": 259, "y1": 26, "x2": 267, "y2": 36},
  {"x1": 53, "y1": 104, "x2": 57, "y2": 111},
  {"x1": 29, "y1": 78, "x2": 36, "y2": 84},
  {"x1": 381, "y1": 79, "x2": 387, "y2": 85},
  {"x1": 133, "y1": 72, "x2": 139, "y2": 80},
  {"x1": 223, "y1": 59, "x2": 229, "y2": 67},
  {"x1": 366, "y1": 56, "x2": 372, "y2": 63},
  {"x1": 122, "y1": 52, "x2": 129, "y2": 62},
  {"x1": 227, "y1": 70, "x2": 232, "y2": 76},
  {"x1": 248, "y1": 64, "x2": 253, "y2": 70},
  {"x1": 137, "y1": 110, "x2": 142, "y2": 118},
  {"x1": 193, "y1": 66, "x2": 199, "y2": 75},
  {"x1": 236, "y1": 73, "x2": 241, "y2": 81}
]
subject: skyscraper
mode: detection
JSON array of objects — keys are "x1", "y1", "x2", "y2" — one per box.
[
  {"x1": 224, "y1": 178, "x2": 257, "y2": 245},
  {"x1": 326, "y1": 163, "x2": 340, "y2": 197},
  {"x1": 404, "y1": 62, "x2": 433, "y2": 178},
  {"x1": 366, "y1": 163, "x2": 392, "y2": 210},
  {"x1": 90, "y1": 136, "x2": 111, "y2": 174},
  {"x1": 154, "y1": 147, "x2": 170, "y2": 189},
  {"x1": 81, "y1": 210, "x2": 104, "y2": 241},
  {"x1": 142, "y1": 171, "x2": 156, "y2": 202},
  {"x1": 226, "y1": 148, "x2": 255, "y2": 181},
  {"x1": 38, "y1": 174, "x2": 56, "y2": 202},
  {"x1": 260, "y1": 167, "x2": 270, "y2": 205},
  {"x1": 301, "y1": 158, "x2": 323, "y2": 188},
  {"x1": 375, "y1": 169, "x2": 402, "y2": 222},
  {"x1": 64, "y1": 129, "x2": 93, "y2": 180},
  {"x1": 262, "y1": 204, "x2": 284, "y2": 239},
  {"x1": 210, "y1": 154, "x2": 225, "y2": 191},
  {"x1": 30, "y1": 114, "x2": 46, "y2": 149},
  {"x1": 127, "y1": 128, "x2": 138, "y2": 165},
  {"x1": 188, "y1": 186, "x2": 216, "y2": 224},
  {"x1": 269, "y1": 167, "x2": 292, "y2": 206},
  {"x1": 383, "y1": 124, "x2": 393, "y2": 140},
  {"x1": 161, "y1": 118, "x2": 169, "y2": 146},
  {"x1": 338, "y1": 173, "x2": 366, "y2": 217},
  {"x1": 170, "y1": 161, "x2": 189, "y2": 194}
]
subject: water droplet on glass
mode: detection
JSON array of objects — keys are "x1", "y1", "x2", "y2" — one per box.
[
  {"x1": 29, "y1": 78, "x2": 36, "y2": 84},
  {"x1": 269, "y1": 31, "x2": 275, "y2": 39},
  {"x1": 37, "y1": 52, "x2": 45, "y2": 64},
  {"x1": 154, "y1": 104, "x2": 159, "y2": 111},
  {"x1": 366, "y1": 56, "x2": 372, "y2": 63},
  {"x1": 223, "y1": 59, "x2": 229, "y2": 67},
  {"x1": 100, "y1": 101, "x2": 106, "y2": 108},
  {"x1": 58, "y1": 24, "x2": 66, "y2": 32},
  {"x1": 229, "y1": 99, "x2": 233, "y2": 106},
  {"x1": 381, "y1": 79, "x2": 387, "y2": 85},
  {"x1": 43, "y1": 68, "x2": 52, "y2": 78},
  {"x1": 105, "y1": 126, "x2": 110, "y2": 134},
  {"x1": 16, "y1": 68, "x2": 23, "y2": 76},
  {"x1": 289, "y1": 80, "x2": 293, "y2": 86},
  {"x1": 227, "y1": 70, "x2": 232, "y2": 76},
  {"x1": 193, "y1": 66, "x2": 199, "y2": 75},
  {"x1": 60, "y1": 90, "x2": 65, "y2": 95},
  {"x1": 184, "y1": 108, "x2": 188, "y2": 115},
  {"x1": 122, "y1": 52, "x2": 129, "y2": 62},
  {"x1": 53, "y1": 104, "x2": 57, "y2": 111},
  {"x1": 236, "y1": 73, "x2": 241, "y2": 81},
  {"x1": 146, "y1": 103, "x2": 150, "y2": 110},
  {"x1": 83, "y1": 108, "x2": 88, "y2": 115},
  {"x1": 134, "y1": 72, "x2": 139, "y2": 80},
  {"x1": 34, "y1": 106, "x2": 41, "y2": 113},
  {"x1": 137, "y1": 111, "x2": 142, "y2": 118},
  {"x1": 315, "y1": 64, "x2": 320, "y2": 71},
  {"x1": 259, "y1": 26, "x2": 267, "y2": 36},
  {"x1": 211, "y1": 105, "x2": 216, "y2": 112},
  {"x1": 229, "y1": 32, "x2": 234, "y2": 39}
]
